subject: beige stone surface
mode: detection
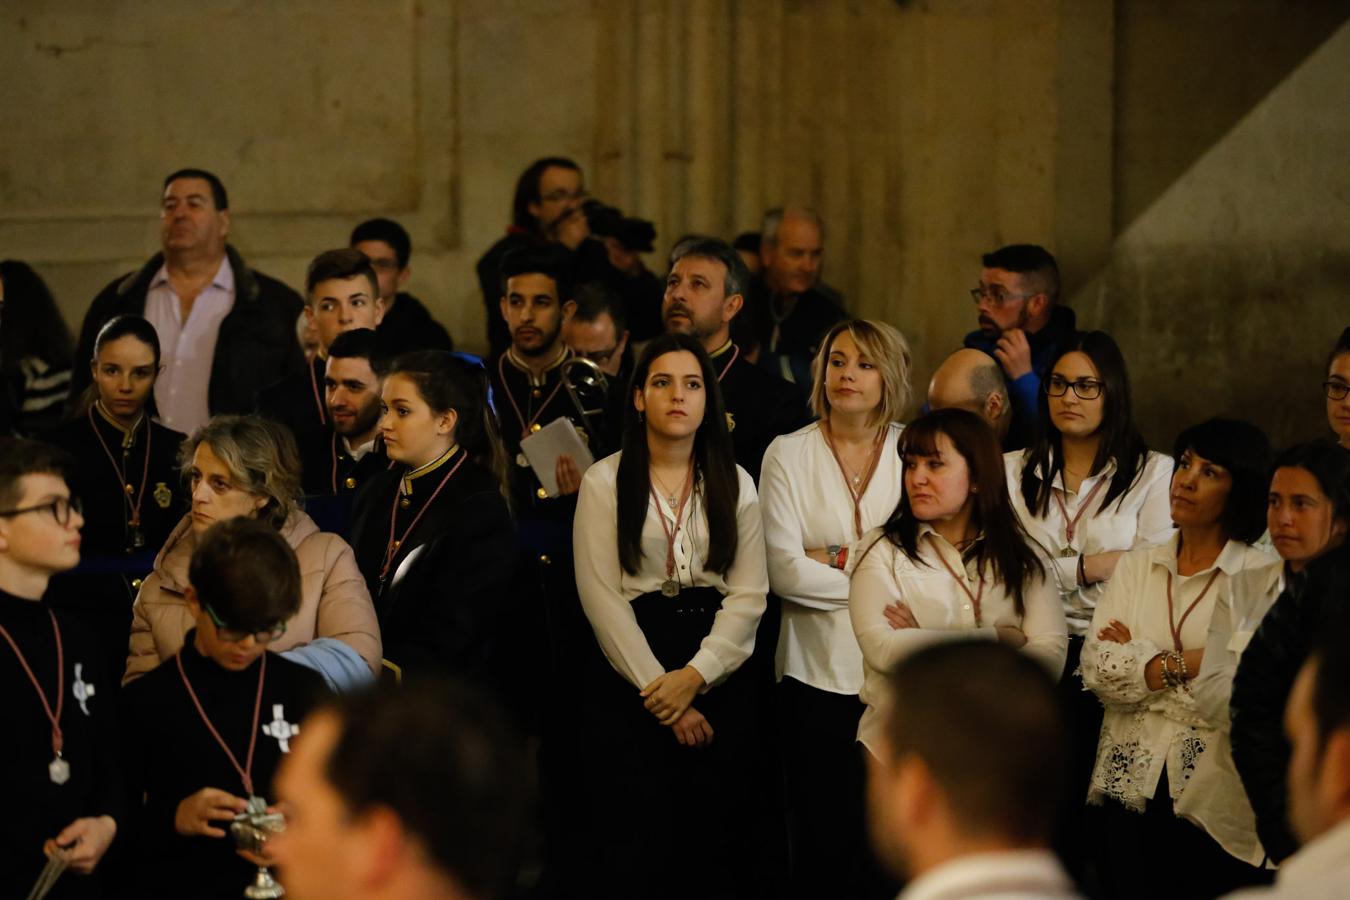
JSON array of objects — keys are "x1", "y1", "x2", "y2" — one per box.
[{"x1": 3, "y1": 0, "x2": 1346, "y2": 445}]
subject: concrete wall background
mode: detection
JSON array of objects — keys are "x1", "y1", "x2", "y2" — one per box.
[{"x1": 3, "y1": 0, "x2": 1346, "y2": 447}]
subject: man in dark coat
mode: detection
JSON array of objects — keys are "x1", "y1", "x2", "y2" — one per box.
[
  {"x1": 349, "y1": 218, "x2": 454, "y2": 354},
  {"x1": 69, "y1": 169, "x2": 304, "y2": 435},
  {"x1": 476, "y1": 157, "x2": 663, "y2": 356},
  {"x1": 962, "y1": 243, "x2": 1077, "y2": 451}
]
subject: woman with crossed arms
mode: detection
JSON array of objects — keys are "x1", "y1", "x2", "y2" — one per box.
[
  {"x1": 1081, "y1": 418, "x2": 1275, "y2": 897},
  {"x1": 849, "y1": 408, "x2": 1067, "y2": 760},
  {"x1": 759, "y1": 319, "x2": 911, "y2": 899},
  {"x1": 573, "y1": 332, "x2": 768, "y2": 899}
]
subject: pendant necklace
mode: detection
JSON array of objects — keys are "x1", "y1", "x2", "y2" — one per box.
[
  {"x1": 88, "y1": 404, "x2": 152, "y2": 550},
  {"x1": 176, "y1": 649, "x2": 266, "y2": 801},
  {"x1": 650, "y1": 462, "x2": 695, "y2": 597},
  {"x1": 0, "y1": 610, "x2": 69, "y2": 784}
]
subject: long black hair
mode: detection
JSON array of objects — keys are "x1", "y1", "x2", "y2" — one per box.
[
  {"x1": 1020, "y1": 331, "x2": 1149, "y2": 518},
  {"x1": 387, "y1": 351, "x2": 511, "y2": 503},
  {"x1": 878, "y1": 408, "x2": 1044, "y2": 615},
  {"x1": 616, "y1": 333, "x2": 740, "y2": 576}
]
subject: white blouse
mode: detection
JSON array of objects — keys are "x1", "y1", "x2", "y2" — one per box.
[
  {"x1": 1080, "y1": 535, "x2": 1277, "y2": 866},
  {"x1": 1005, "y1": 450, "x2": 1175, "y2": 636},
  {"x1": 848, "y1": 524, "x2": 1068, "y2": 757},
  {"x1": 760, "y1": 421, "x2": 903, "y2": 695},
  {"x1": 573, "y1": 451, "x2": 769, "y2": 692},
  {"x1": 1192, "y1": 559, "x2": 1285, "y2": 731}
]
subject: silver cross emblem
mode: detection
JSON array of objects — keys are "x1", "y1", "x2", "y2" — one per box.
[
  {"x1": 72, "y1": 663, "x2": 95, "y2": 716},
  {"x1": 261, "y1": 704, "x2": 298, "y2": 753}
]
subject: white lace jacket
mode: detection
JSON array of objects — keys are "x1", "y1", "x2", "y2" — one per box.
[{"x1": 1080, "y1": 535, "x2": 1276, "y2": 866}]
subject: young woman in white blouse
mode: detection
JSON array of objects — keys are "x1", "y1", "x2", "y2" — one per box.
[
  {"x1": 759, "y1": 318, "x2": 911, "y2": 898},
  {"x1": 849, "y1": 407, "x2": 1068, "y2": 760},
  {"x1": 573, "y1": 331, "x2": 768, "y2": 898},
  {"x1": 1004, "y1": 331, "x2": 1173, "y2": 873},
  {"x1": 1082, "y1": 418, "x2": 1276, "y2": 898}
]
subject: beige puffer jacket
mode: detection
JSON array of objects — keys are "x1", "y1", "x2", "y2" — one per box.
[{"x1": 122, "y1": 509, "x2": 382, "y2": 684}]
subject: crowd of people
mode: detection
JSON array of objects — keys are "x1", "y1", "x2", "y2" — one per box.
[{"x1": 1, "y1": 158, "x2": 1348, "y2": 900}]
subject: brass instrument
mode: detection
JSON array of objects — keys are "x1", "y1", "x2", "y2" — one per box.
[{"x1": 559, "y1": 356, "x2": 611, "y2": 448}]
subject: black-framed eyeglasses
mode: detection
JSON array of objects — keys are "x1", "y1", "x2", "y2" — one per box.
[
  {"x1": 969, "y1": 285, "x2": 1038, "y2": 308},
  {"x1": 0, "y1": 496, "x2": 82, "y2": 527},
  {"x1": 203, "y1": 602, "x2": 287, "y2": 645},
  {"x1": 1045, "y1": 375, "x2": 1104, "y2": 400},
  {"x1": 1325, "y1": 380, "x2": 1350, "y2": 401}
]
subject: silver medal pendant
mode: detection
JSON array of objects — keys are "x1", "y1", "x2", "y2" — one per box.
[
  {"x1": 49, "y1": 755, "x2": 70, "y2": 785},
  {"x1": 132, "y1": 528, "x2": 145, "y2": 549},
  {"x1": 661, "y1": 579, "x2": 680, "y2": 598}
]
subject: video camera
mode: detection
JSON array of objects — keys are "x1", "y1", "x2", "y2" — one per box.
[{"x1": 582, "y1": 199, "x2": 657, "y2": 253}]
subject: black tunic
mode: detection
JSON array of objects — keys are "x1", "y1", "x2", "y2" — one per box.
[
  {"x1": 119, "y1": 635, "x2": 327, "y2": 900},
  {"x1": 297, "y1": 427, "x2": 391, "y2": 498},
  {"x1": 349, "y1": 450, "x2": 516, "y2": 685},
  {"x1": 44, "y1": 409, "x2": 187, "y2": 683},
  {"x1": 0, "y1": 590, "x2": 122, "y2": 900},
  {"x1": 377, "y1": 292, "x2": 454, "y2": 354},
  {"x1": 488, "y1": 347, "x2": 620, "y2": 531},
  {"x1": 709, "y1": 342, "x2": 811, "y2": 482},
  {"x1": 258, "y1": 354, "x2": 328, "y2": 434}
]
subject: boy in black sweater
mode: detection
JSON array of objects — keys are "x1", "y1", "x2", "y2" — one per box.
[
  {"x1": 120, "y1": 517, "x2": 328, "y2": 899},
  {"x1": 0, "y1": 439, "x2": 121, "y2": 899}
]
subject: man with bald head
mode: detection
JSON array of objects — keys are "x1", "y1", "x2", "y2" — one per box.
[{"x1": 927, "y1": 348, "x2": 1013, "y2": 446}]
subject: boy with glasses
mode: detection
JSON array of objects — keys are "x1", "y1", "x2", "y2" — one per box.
[
  {"x1": 0, "y1": 438, "x2": 121, "y2": 898},
  {"x1": 120, "y1": 517, "x2": 328, "y2": 899}
]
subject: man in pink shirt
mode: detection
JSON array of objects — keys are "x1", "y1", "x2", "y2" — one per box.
[{"x1": 69, "y1": 169, "x2": 304, "y2": 435}]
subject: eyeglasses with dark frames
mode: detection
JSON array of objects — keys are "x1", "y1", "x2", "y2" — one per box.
[
  {"x1": 1325, "y1": 380, "x2": 1350, "y2": 401},
  {"x1": 0, "y1": 495, "x2": 82, "y2": 527},
  {"x1": 1045, "y1": 375, "x2": 1104, "y2": 400},
  {"x1": 203, "y1": 602, "x2": 288, "y2": 645},
  {"x1": 969, "y1": 285, "x2": 1039, "y2": 308}
]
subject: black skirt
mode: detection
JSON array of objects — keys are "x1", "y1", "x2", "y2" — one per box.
[{"x1": 578, "y1": 586, "x2": 763, "y2": 900}]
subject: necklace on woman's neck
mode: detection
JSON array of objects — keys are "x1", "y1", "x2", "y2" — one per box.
[{"x1": 650, "y1": 468, "x2": 683, "y2": 507}]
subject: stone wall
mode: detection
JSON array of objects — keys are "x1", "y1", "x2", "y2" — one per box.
[{"x1": 3, "y1": 0, "x2": 1346, "y2": 445}]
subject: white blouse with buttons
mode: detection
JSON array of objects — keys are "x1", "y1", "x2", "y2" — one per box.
[
  {"x1": 1005, "y1": 449, "x2": 1175, "y2": 636},
  {"x1": 573, "y1": 451, "x2": 769, "y2": 692},
  {"x1": 848, "y1": 524, "x2": 1068, "y2": 757},
  {"x1": 760, "y1": 421, "x2": 903, "y2": 695}
]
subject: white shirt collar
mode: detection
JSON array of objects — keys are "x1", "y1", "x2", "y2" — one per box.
[{"x1": 898, "y1": 849, "x2": 1077, "y2": 900}]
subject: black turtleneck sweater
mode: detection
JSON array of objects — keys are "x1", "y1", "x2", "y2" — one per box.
[
  {"x1": 0, "y1": 589, "x2": 122, "y2": 900},
  {"x1": 119, "y1": 633, "x2": 327, "y2": 900}
]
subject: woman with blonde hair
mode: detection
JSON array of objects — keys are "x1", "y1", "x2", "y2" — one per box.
[
  {"x1": 759, "y1": 318, "x2": 911, "y2": 897},
  {"x1": 124, "y1": 415, "x2": 381, "y2": 687}
]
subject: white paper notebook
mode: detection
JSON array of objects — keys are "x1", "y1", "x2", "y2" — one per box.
[{"x1": 520, "y1": 417, "x2": 595, "y2": 497}]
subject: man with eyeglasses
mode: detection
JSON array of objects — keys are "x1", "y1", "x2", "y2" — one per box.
[
  {"x1": 963, "y1": 243, "x2": 1078, "y2": 450},
  {"x1": 563, "y1": 281, "x2": 632, "y2": 383},
  {"x1": 119, "y1": 517, "x2": 328, "y2": 899},
  {"x1": 0, "y1": 438, "x2": 122, "y2": 897},
  {"x1": 349, "y1": 218, "x2": 455, "y2": 354},
  {"x1": 475, "y1": 156, "x2": 664, "y2": 356}
]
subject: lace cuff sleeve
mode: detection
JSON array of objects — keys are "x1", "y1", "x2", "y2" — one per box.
[{"x1": 1081, "y1": 637, "x2": 1162, "y2": 705}]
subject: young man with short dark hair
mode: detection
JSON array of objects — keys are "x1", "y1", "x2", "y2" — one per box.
[
  {"x1": 867, "y1": 641, "x2": 1080, "y2": 899},
  {"x1": 349, "y1": 218, "x2": 454, "y2": 354},
  {"x1": 962, "y1": 243, "x2": 1077, "y2": 450},
  {"x1": 271, "y1": 682, "x2": 530, "y2": 900},
  {"x1": 0, "y1": 438, "x2": 121, "y2": 898},
  {"x1": 296, "y1": 328, "x2": 391, "y2": 498},
  {"x1": 120, "y1": 518, "x2": 328, "y2": 899},
  {"x1": 260, "y1": 248, "x2": 384, "y2": 432}
]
